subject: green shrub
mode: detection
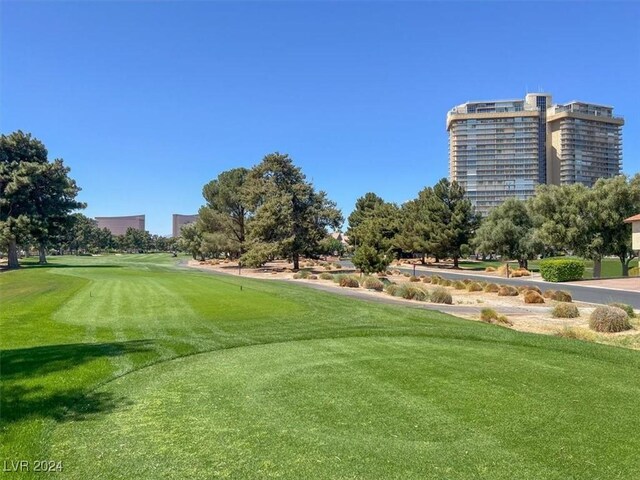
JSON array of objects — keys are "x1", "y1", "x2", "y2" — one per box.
[
  {"x1": 339, "y1": 276, "x2": 360, "y2": 288},
  {"x1": 523, "y1": 290, "x2": 545, "y2": 304},
  {"x1": 484, "y1": 283, "x2": 499, "y2": 293},
  {"x1": 467, "y1": 282, "x2": 483, "y2": 292},
  {"x1": 319, "y1": 272, "x2": 333, "y2": 280},
  {"x1": 539, "y1": 259, "x2": 585, "y2": 282},
  {"x1": 497, "y1": 285, "x2": 518, "y2": 296},
  {"x1": 589, "y1": 306, "x2": 632, "y2": 333},
  {"x1": 452, "y1": 280, "x2": 466, "y2": 290},
  {"x1": 430, "y1": 287, "x2": 452, "y2": 304},
  {"x1": 552, "y1": 303, "x2": 580, "y2": 318},
  {"x1": 608, "y1": 303, "x2": 636, "y2": 319},
  {"x1": 409, "y1": 275, "x2": 420, "y2": 282},
  {"x1": 552, "y1": 290, "x2": 572, "y2": 302},
  {"x1": 361, "y1": 276, "x2": 384, "y2": 291}
]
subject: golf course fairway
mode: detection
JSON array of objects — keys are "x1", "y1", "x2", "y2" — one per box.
[{"x1": 1, "y1": 254, "x2": 639, "y2": 479}]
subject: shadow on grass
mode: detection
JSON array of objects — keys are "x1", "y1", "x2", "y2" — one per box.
[
  {"x1": 0, "y1": 385, "x2": 131, "y2": 424},
  {"x1": 19, "y1": 262, "x2": 123, "y2": 269},
  {"x1": 0, "y1": 340, "x2": 154, "y2": 425},
  {"x1": 1, "y1": 340, "x2": 154, "y2": 380}
]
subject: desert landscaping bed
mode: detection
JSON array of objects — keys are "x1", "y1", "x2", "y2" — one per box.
[{"x1": 190, "y1": 258, "x2": 640, "y2": 350}]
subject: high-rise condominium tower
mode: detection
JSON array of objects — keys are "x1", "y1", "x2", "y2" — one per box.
[
  {"x1": 546, "y1": 102, "x2": 623, "y2": 186},
  {"x1": 446, "y1": 94, "x2": 623, "y2": 215}
]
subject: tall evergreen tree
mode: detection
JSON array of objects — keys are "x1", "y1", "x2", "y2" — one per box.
[
  {"x1": 243, "y1": 153, "x2": 342, "y2": 269},
  {"x1": 1, "y1": 131, "x2": 84, "y2": 268}
]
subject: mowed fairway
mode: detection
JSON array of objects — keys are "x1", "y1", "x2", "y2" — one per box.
[{"x1": 1, "y1": 255, "x2": 640, "y2": 479}]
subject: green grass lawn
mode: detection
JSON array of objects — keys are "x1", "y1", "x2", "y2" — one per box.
[
  {"x1": 2, "y1": 254, "x2": 640, "y2": 479},
  {"x1": 460, "y1": 257, "x2": 638, "y2": 279}
]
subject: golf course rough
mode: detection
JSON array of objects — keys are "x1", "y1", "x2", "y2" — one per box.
[{"x1": 1, "y1": 254, "x2": 639, "y2": 479}]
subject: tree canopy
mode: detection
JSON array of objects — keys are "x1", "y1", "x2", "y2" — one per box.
[{"x1": 1, "y1": 131, "x2": 84, "y2": 267}]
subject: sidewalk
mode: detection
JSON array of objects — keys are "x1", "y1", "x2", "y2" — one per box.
[{"x1": 565, "y1": 276, "x2": 640, "y2": 292}]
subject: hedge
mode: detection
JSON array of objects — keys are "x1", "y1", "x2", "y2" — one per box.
[{"x1": 539, "y1": 259, "x2": 585, "y2": 282}]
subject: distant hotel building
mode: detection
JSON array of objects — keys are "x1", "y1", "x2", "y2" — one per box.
[
  {"x1": 172, "y1": 214, "x2": 198, "y2": 237},
  {"x1": 447, "y1": 94, "x2": 623, "y2": 215},
  {"x1": 95, "y1": 215, "x2": 145, "y2": 236}
]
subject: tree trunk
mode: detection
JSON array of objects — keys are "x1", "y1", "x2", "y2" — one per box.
[
  {"x1": 622, "y1": 261, "x2": 629, "y2": 277},
  {"x1": 7, "y1": 238, "x2": 20, "y2": 269},
  {"x1": 453, "y1": 256, "x2": 459, "y2": 269},
  {"x1": 421, "y1": 252, "x2": 425, "y2": 264},
  {"x1": 39, "y1": 244, "x2": 48, "y2": 265},
  {"x1": 593, "y1": 258, "x2": 602, "y2": 279},
  {"x1": 293, "y1": 253, "x2": 300, "y2": 270}
]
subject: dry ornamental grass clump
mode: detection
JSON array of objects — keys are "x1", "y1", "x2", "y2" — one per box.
[
  {"x1": 361, "y1": 277, "x2": 384, "y2": 291},
  {"x1": 608, "y1": 303, "x2": 636, "y2": 319},
  {"x1": 555, "y1": 327, "x2": 597, "y2": 341},
  {"x1": 552, "y1": 303, "x2": 580, "y2": 318},
  {"x1": 319, "y1": 272, "x2": 333, "y2": 280},
  {"x1": 480, "y1": 308, "x2": 513, "y2": 326},
  {"x1": 409, "y1": 276, "x2": 420, "y2": 282},
  {"x1": 523, "y1": 290, "x2": 545, "y2": 304},
  {"x1": 589, "y1": 306, "x2": 632, "y2": 333},
  {"x1": 385, "y1": 284, "x2": 400, "y2": 296},
  {"x1": 339, "y1": 276, "x2": 360, "y2": 288},
  {"x1": 498, "y1": 285, "x2": 518, "y2": 296},
  {"x1": 397, "y1": 284, "x2": 429, "y2": 301},
  {"x1": 552, "y1": 291, "x2": 573, "y2": 302},
  {"x1": 543, "y1": 289, "x2": 556, "y2": 299},
  {"x1": 480, "y1": 308, "x2": 498, "y2": 322},
  {"x1": 430, "y1": 287, "x2": 453, "y2": 304},
  {"x1": 484, "y1": 283, "x2": 499, "y2": 293},
  {"x1": 453, "y1": 280, "x2": 466, "y2": 290},
  {"x1": 467, "y1": 282, "x2": 483, "y2": 292}
]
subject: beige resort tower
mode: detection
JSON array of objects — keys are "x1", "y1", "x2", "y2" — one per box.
[{"x1": 447, "y1": 94, "x2": 624, "y2": 216}]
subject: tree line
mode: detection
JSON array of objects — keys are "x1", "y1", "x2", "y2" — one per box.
[
  {"x1": 188, "y1": 153, "x2": 639, "y2": 279},
  {"x1": 347, "y1": 175, "x2": 640, "y2": 278},
  {"x1": 4, "y1": 130, "x2": 638, "y2": 276},
  {"x1": 1, "y1": 131, "x2": 174, "y2": 268}
]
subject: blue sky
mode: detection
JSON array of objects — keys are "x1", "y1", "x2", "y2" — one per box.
[{"x1": 2, "y1": 1, "x2": 639, "y2": 235}]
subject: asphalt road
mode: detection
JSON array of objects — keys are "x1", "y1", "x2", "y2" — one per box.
[{"x1": 340, "y1": 261, "x2": 640, "y2": 308}]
